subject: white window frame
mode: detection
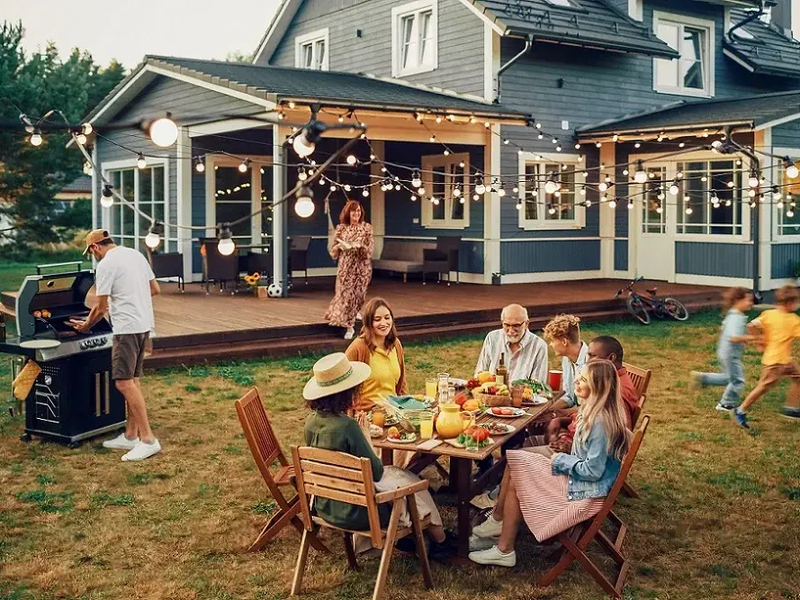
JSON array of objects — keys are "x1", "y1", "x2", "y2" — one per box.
[
  {"x1": 631, "y1": 151, "x2": 750, "y2": 243},
  {"x1": 517, "y1": 152, "x2": 586, "y2": 230},
  {"x1": 391, "y1": 0, "x2": 438, "y2": 77},
  {"x1": 101, "y1": 157, "x2": 173, "y2": 252},
  {"x1": 420, "y1": 152, "x2": 470, "y2": 230},
  {"x1": 294, "y1": 28, "x2": 329, "y2": 71},
  {"x1": 773, "y1": 147, "x2": 800, "y2": 241},
  {"x1": 653, "y1": 11, "x2": 715, "y2": 98},
  {"x1": 204, "y1": 154, "x2": 273, "y2": 245}
]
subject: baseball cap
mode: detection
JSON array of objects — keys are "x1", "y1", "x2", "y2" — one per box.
[{"x1": 83, "y1": 229, "x2": 112, "y2": 255}]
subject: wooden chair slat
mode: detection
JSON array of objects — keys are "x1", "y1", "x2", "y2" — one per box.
[
  {"x1": 299, "y1": 460, "x2": 365, "y2": 482},
  {"x1": 304, "y1": 472, "x2": 366, "y2": 495},
  {"x1": 297, "y1": 446, "x2": 363, "y2": 469},
  {"x1": 374, "y1": 480, "x2": 429, "y2": 504},
  {"x1": 305, "y1": 484, "x2": 368, "y2": 506}
]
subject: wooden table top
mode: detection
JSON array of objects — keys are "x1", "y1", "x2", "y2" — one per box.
[{"x1": 372, "y1": 401, "x2": 552, "y2": 461}]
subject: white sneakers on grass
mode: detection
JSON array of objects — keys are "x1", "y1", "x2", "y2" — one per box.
[
  {"x1": 468, "y1": 514, "x2": 516, "y2": 566},
  {"x1": 472, "y1": 514, "x2": 503, "y2": 538},
  {"x1": 344, "y1": 327, "x2": 355, "y2": 340},
  {"x1": 102, "y1": 433, "x2": 162, "y2": 461},
  {"x1": 468, "y1": 545, "x2": 517, "y2": 567}
]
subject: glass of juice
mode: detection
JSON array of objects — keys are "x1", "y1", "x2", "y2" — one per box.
[
  {"x1": 372, "y1": 407, "x2": 386, "y2": 427},
  {"x1": 425, "y1": 378, "x2": 438, "y2": 399},
  {"x1": 419, "y1": 411, "x2": 434, "y2": 439}
]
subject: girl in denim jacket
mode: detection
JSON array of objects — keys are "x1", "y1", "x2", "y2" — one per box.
[{"x1": 469, "y1": 360, "x2": 631, "y2": 567}]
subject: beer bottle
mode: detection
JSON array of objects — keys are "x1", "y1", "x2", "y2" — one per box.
[{"x1": 496, "y1": 352, "x2": 508, "y2": 386}]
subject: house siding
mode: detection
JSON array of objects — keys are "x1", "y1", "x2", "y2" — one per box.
[
  {"x1": 615, "y1": 239, "x2": 629, "y2": 272},
  {"x1": 265, "y1": 0, "x2": 486, "y2": 97},
  {"x1": 772, "y1": 121, "x2": 800, "y2": 149},
  {"x1": 772, "y1": 243, "x2": 800, "y2": 279},
  {"x1": 675, "y1": 242, "x2": 753, "y2": 278},
  {"x1": 501, "y1": 240, "x2": 601, "y2": 274}
]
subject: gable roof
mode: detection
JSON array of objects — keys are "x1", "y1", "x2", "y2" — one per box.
[
  {"x1": 81, "y1": 55, "x2": 530, "y2": 129},
  {"x1": 576, "y1": 89, "x2": 800, "y2": 138},
  {"x1": 723, "y1": 8, "x2": 800, "y2": 78},
  {"x1": 59, "y1": 175, "x2": 93, "y2": 194},
  {"x1": 462, "y1": 0, "x2": 678, "y2": 58}
]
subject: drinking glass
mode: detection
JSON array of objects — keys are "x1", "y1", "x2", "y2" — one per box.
[
  {"x1": 425, "y1": 378, "x2": 438, "y2": 399},
  {"x1": 419, "y1": 411, "x2": 434, "y2": 439},
  {"x1": 437, "y1": 372, "x2": 450, "y2": 403}
]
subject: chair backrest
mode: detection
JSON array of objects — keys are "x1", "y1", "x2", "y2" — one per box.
[
  {"x1": 292, "y1": 445, "x2": 383, "y2": 548},
  {"x1": 380, "y1": 240, "x2": 435, "y2": 262},
  {"x1": 203, "y1": 240, "x2": 239, "y2": 279},
  {"x1": 151, "y1": 252, "x2": 184, "y2": 278},
  {"x1": 583, "y1": 416, "x2": 650, "y2": 540},
  {"x1": 235, "y1": 388, "x2": 289, "y2": 501},
  {"x1": 290, "y1": 235, "x2": 312, "y2": 252},
  {"x1": 623, "y1": 362, "x2": 651, "y2": 398}
]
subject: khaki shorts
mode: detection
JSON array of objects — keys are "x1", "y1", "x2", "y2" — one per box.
[
  {"x1": 112, "y1": 333, "x2": 149, "y2": 380},
  {"x1": 758, "y1": 363, "x2": 800, "y2": 387}
]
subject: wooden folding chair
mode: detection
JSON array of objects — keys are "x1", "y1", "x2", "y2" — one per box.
[
  {"x1": 235, "y1": 388, "x2": 327, "y2": 553},
  {"x1": 621, "y1": 363, "x2": 652, "y2": 498},
  {"x1": 537, "y1": 416, "x2": 650, "y2": 599},
  {"x1": 291, "y1": 446, "x2": 434, "y2": 600}
]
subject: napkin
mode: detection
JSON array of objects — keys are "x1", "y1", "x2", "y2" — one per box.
[{"x1": 387, "y1": 395, "x2": 427, "y2": 411}]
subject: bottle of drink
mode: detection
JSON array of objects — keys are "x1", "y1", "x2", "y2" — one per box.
[{"x1": 496, "y1": 352, "x2": 508, "y2": 386}]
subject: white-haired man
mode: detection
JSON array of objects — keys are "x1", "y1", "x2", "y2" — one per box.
[{"x1": 475, "y1": 304, "x2": 548, "y2": 384}]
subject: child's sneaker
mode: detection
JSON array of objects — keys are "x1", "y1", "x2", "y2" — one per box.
[
  {"x1": 715, "y1": 401, "x2": 737, "y2": 412},
  {"x1": 690, "y1": 372, "x2": 703, "y2": 389},
  {"x1": 732, "y1": 409, "x2": 750, "y2": 429},
  {"x1": 780, "y1": 406, "x2": 800, "y2": 421}
]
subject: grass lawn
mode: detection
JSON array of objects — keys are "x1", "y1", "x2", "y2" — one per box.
[{"x1": 2, "y1": 310, "x2": 800, "y2": 600}]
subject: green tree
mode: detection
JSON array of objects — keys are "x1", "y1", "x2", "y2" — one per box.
[{"x1": 0, "y1": 21, "x2": 125, "y2": 252}]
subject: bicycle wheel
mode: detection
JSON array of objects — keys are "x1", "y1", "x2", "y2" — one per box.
[
  {"x1": 626, "y1": 296, "x2": 651, "y2": 325},
  {"x1": 664, "y1": 297, "x2": 689, "y2": 321}
]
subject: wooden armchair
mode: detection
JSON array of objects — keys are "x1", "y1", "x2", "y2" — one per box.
[
  {"x1": 235, "y1": 388, "x2": 327, "y2": 553},
  {"x1": 538, "y1": 416, "x2": 650, "y2": 599},
  {"x1": 291, "y1": 446, "x2": 434, "y2": 600},
  {"x1": 289, "y1": 236, "x2": 312, "y2": 285},
  {"x1": 621, "y1": 362, "x2": 652, "y2": 499}
]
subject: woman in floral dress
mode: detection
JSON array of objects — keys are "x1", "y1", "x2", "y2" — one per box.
[{"x1": 325, "y1": 200, "x2": 374, "y2": 339}]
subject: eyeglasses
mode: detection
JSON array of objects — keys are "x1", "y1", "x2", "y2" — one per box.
[{"x1": 502, "y1": 321, "x2": 527, "y2": 329}]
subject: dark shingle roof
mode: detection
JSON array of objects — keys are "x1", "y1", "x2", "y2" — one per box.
[
  {"x1": 724, "y1": 8, "x2": 800, "y2": 78},
  {"x1": 147, "y1": 56, "x2": 528, "y2": 118},
  {"x1": 60, "y1": 175, "x2": 92, "y2": 193},
  {"x1": 465, "y1": 0, "x2": 678, "y2": 58},
  {"x1": 577, "y1": 89, "x2": 800, "y2": 136}
]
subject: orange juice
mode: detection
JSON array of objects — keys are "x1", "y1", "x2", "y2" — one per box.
[
  {"x1": 419, "y1": 411, "x2": 434, "y2": 439},
  {"x1": 425, "y1": 379, "x2": 438, "y2": 398},
  {"x1": 372, "y1": 409, "x2": 386, "y2": 427}
]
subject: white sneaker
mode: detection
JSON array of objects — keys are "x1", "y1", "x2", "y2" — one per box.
[
  {"x1": 472, "y1": 514, "x2": 503, "y2": 539},
  {"x1": 469, "y1": 534, "x2": 497, "y2": 552},
  {"x1": 344, "y1": 327, "x2": 355, "y2": 340},
  {"x1": 122, "y1": 439, "x2": 162, "y2": 461},
  {"x1": 470, "y1": 491, "x2": 497, "y2": 510},
  {"x1": 103, "y1": 433, "x2": 138, "y2": 450},
  {"x1": 469, "y1": 545, "x2": 516, "y2": 567},
  {"x1": 356, "y1": 313, "x2": 362, "y2": 321}
]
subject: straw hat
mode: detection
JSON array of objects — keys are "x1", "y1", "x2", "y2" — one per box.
[{"x1": 303, "y1": 353, "x2": 371, "y2": 401}]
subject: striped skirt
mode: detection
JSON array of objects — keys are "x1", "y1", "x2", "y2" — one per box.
[{"x1": 507, "y1": 449, "x2": 605, "y2": 542}]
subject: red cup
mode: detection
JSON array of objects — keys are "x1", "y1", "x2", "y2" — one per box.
[{"x1": 548, "y1": 370, "x2": 563, "y2": 390}]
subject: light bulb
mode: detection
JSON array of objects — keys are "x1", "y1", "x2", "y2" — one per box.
[
  {"x1": 789, "y1": 210, "x2": 796, "y2": 218},
  {"x1": 453, "y1": 187, "x2": 461, "y2": 197},
  {"x1": 787, "y1": 161, "x2": 799, "y2": 179},
  {"x1": 608, "y1": 200, "x2": 617, "y2": 209},
  {"x1": 685, "y1": 207, "x2": 693, "y2": 215},
  {"x1": 627, "y1": 201, "x2": 634, "y2": 210},
  {"x1": 83, "y1": 161, "x2": 92, "y2": 176},
  {"x1": 101, "y1": 196, "x2": 114, "y2": 209},
  {"x1": 411, "y1": 171, "x2": 422, "y2": 188},
  {"x1": 656, "y1": 205, "x2": 663, "y2": 214},
  {"x1": 76, "y1": 133, "x2": 87, "y2": 145},
  {"x1": 295, "y1": 186, "x2": 315, "y2": 218},
  {"x1": 548, "y1": 205, "x2": 556, "y2": 215},
  {"x1": 362, "y1": 189, "x2": 369, "y2": 198},
  {"x1": 512, "y1": 186, "x2": 519, "y2": 194},
  {"x1": 598, "y1": 182, "x2": 608, "y2": 193},
  {"x1": 238, "y1": 160, "x2": 249, "y2": 173},
  {"x1": 346, "y1": 155, "x2": 357, "y2": 166},
  {"x1": 298, "y1": 168, "x2": 308, "y2": 181},
  {"x1": 344, "y1": 184, "x2": 352, "y2": 192},
  {"x1": 195, "y1": 159, "x2": 205, "y2": 173},
  {"x1": 418, "y1": 187, "x2": 426, "y2": 196},
  {"x1": 81, "y1": 123, "x2": 93, "y2": 136},
  {"x1": 137, "y1": 153, "x2": 147, "y2": 170},
  {"x1": 149, "y1": 116, "x2": 178, "y2": 148},
  {"x1": 218, "y1": 238, "x2": 235, "y2": 256},
  {"x1": 773, "y1": 187, "x2": 782, "y2": 201},
  {"x1": 726, "y1": 199, "x2": 732, "y2": 207},
  {"x1": 634, "y1": 161, "x2": 647, "y2": 184},
  {"x1": 476, "y1": 183, "x2": 486, "y2": 195},
  {"x1": 748, "y1": 175, "x2": 760, "y2": 188},
  {"x1": 292, "y1": 131, "x2": 316, "y2": 158},
  {"x1": 669, "y1": 183, "x2": 680, "y2": 196},
  {"x1": 145, "y1": 232, "x2": 160, "y2": 249},
  {"x1": 30, "y1": 131, "x2": 42, "y2": 146},
  {"x1": 497, "y1": 187, "x2": 506, "y2": 197},
  {"x1": 544, "y1": 180, "x2": 558, "y2": 195}
]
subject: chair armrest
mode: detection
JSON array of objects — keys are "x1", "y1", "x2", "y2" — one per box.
[
  {"x1": 374, "y1": 479, "x2": 429, "y2": 504},
  {"x1": 423, "y1": 249, "x2": 447, "y2": 261}
]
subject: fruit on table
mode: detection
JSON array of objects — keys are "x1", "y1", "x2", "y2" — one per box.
[
  {"x1": 458, "y1": 426, "x2": 491, "y2": 447},
  {"x1": 466, "y1": 377, "x2": 481, "y2": 390},
  {"x1": 477, "y1": 371, "x2": 495, "y2": 384},
  {"x1": 454, "y1": 391, "x2": 469, "y2": 407},
  {"x1": 462, "y1": 399, "x2": 481, "y2": 412},
  {"x1": 387, "y1": 426, "x2": 400, "y2": 439},
  {"x1": 473, "y1": 381, "x2": 510, "y2": 396}
]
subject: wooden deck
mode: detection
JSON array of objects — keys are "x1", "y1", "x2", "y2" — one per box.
[{"x1": 2, "y1": 277, "x2": 725, "y2": 368}]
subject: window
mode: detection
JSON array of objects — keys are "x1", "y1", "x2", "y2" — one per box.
[
  {"x1": 778, "y1": 158, "x2": 800, "y2": 236},
  {"x1": 676, "y1": 160, "x2": 743, "y2": 235},
  {"x1": 518, "y1": 153, "x2": 586, "y2": 230},
  {"x1": 294, "y1": 29, "x2": 328, "y2": 71},
  {"x1": 420, "y1": 152, "x2": 469, "y2": 229},
  {"x1": 105, "y1": 163, "x2": 175, "y2": 252},
  {"x1": 641, "y1": 166, "x2": 667, "y2": 234},
  {"x1": 654, "y1": 12, "x2": 714, "y2": 97},
  {"x1": 392, "y1": 0, "x2": 437, "y2": 77}
]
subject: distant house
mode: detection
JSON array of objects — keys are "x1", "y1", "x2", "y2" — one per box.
[
  {"x1": 78, "y1": 0, "x2": 800, "y2": 295},
  {"x1": 55, "y1": 175, "x2": 92, "y2": 202}
]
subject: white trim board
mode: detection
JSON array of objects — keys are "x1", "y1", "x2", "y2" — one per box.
[
  {"x1": 501, "y1": 270, "x2": 603, "y2": 285},
  {"x1": 252, "y1": 0, "x2": 303, "y2": 65},
  {"x1": 454, "y1": 0, "x2": 505, "y2": 35},
  {"x1": 675, "y1": 273, "x2": 750, "y2": 287}
]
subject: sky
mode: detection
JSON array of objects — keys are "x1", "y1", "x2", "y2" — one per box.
[{"x1": 1, "y1": 0, "x2": 283, "y2": 69}]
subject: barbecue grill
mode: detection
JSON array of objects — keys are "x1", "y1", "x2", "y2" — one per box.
[{"x1": 0, "y1": 262, "x2": 125, "y2": 446}]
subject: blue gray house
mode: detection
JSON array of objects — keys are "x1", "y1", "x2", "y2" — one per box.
[{"x1": 82, "y1": 0, "x2": 800, "y2": 294}]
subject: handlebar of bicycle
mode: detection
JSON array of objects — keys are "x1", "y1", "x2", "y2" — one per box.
[{"x1": 614, "y1": 275, "x2": 645, "y2": 299}]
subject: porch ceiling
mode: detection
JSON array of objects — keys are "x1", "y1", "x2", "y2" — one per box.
[{"x1": 576, "y1": 89, "x2": 800, "y2": 140}]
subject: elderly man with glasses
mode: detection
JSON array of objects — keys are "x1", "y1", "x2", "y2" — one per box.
[{"x1": 474, "y1": 304, "x2": 548, "y2": 384}]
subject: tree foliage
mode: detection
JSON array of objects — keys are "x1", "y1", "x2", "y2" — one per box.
[{"x1": 0, "y1": 21, "x2": 125, "y2": 250}]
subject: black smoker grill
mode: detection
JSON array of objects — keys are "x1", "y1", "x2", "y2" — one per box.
[{"x1": 0, "y1": 263, "x2": 126, "y2": 446}]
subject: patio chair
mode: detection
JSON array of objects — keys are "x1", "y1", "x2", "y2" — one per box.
[
  {"x1": 537, "y1": 416, "x2": 650, "y2": 599},
  {"x1": 145, "y1": 247, "x2": 185, "y2": 292},
  {"x1": 289, "y1": 236, "x2": 312, "y2": 284},
  {"x1": 621, "y1": 362, "x2": 652, "y2": 499},
  {"x1": 201, "y1": 238, "x2": 239, "y2": 294},
  {"x1": 434, "y1": 236, "x2": 461, "y2": 285},
  {"x1": 235, "y1": 388, "x2": 327, "y2": 553},
  {"x1": 290, "y1": 446, "x2": 434, "y2": 600}
]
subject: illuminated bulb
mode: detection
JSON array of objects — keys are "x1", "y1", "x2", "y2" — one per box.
[
  {"x1": 785, "y1": 157, "x2": 799, "y2": 179},
  {"x1": 459, "y1": 197, "x2": 465, "y2": 204},
  {"x1": 195, "y1": 158, "x2": 205, "y2": 173},
  {"x1": 585, "y1": 200, "x2": 592, "y2": 207},
  {"x1": 658, "y1": 193, "x2": 665, "y2": 201},
  {"x1": 295, "y1": 186, "x2": 315, "y2": 218},
  {"x1": 30, "y1": 130, "x2": 42, "y2": 146},
  {"x1": 595, "y1": 142, "x2": 602, "y2": 148},
  {"x1": 418, "y1": 187, "x2": 426, "y2": 195},
  {"x1": 453, "y1": 187, "x2": 461, "y2": 197},
  {"x1": 544, "y1": 179, "x2": 559, "y2": 195},
  {"x1": 346, "y1": 155, "x2": 357, "y2": 166},
  {"x1": 81, "y1": 123, "x2": 93, "y2": 136},
  {"x1": 217, "y1": 225, "x2": 235, "y2": 256},
  {"x1": 344, "y1": 184, "x2": 352, "y2": 192},
  {"x1": 476, "y1": 181, "x2": 486, "y2": 195},
  {"x1": 497, "y1": 186, "x2": 506, "y2": 197},
  {"x1": 634, "y1": 160, "x2": 647, "y2": 184},
  {"x1": 338, "y1": 115, "x2": 345, "y2": 123},
  {"x1": 411, "y1": 195, "x2": 417, "y2": 202},
  {"x1": 101, "y1": 184, "x2": 114, "y2": 208},
  {"x1": 669, "y1": 183, "x2": 680, "y2": 196},
  {"x1": 749, "y1": 189, "x2": 757, "y2": 198},
  {"x1": 598, "y1": 182, "x2": 608, "y2": 192},
  {"x1": 679, "y1": 142, "x2": 685, "y2": 148},
  {"x1": 516, "y1": 201, "x2": 522, "y2": 210},
  {"x1": 726, "y1": 199, "x2": 732, "y2": 207},
  {"x1": 512, "y1": 186, "x2": 519, "y2": 194},
  {"x1": 444, "y1": 149, "x2": 450, "y2": 156},
  {"x1": 144, "y1": 221, "x2": 163, "y2": 249},
  {"x1": 473, "y1": 194, "x2": 480, "y2": 201},
  {"x1": 83, "y1": 161, "x2": 93, "y2": 176},
  {"x1": 238, "y1": 159, "x2": 249, "y2": 173},
  {"x1": 656, "y1": 205, "x2": 663, "y2": 214},
  {"x1": 685, "y1": 207, "x2": 693, "y2": 215},
  {"x1": 727, "y1": 180, "x2": 735, "y2": 188},
  {"x1": 789, "y1": 210, "x2": 796, "y2": 218},
  {"x1": 297, "y1": 168, "x2": 308, "y2": 181},
  {"x1": 149, "y1": 116, "x2": 178, "y2": 148},
  {"x1": 76, "y1": 133, "x2": 87, "y2": 145},
  {"x1": 362, "y1": 189, "x2": 369, "y2": 198},
  {"x1": 436, "y1": 116, "x2": 442, "y2": 123},
  {"x1": 773, "y1": 187, "x2": 782, "y2": 201},
  {"x1": 548, "y1": 205, "x2": 556, "y2": 215},
  {"x1": 634, "y1": 142, "x2": 641, "y2": 149},
  {"x1": 748, "y1": 174, "x2": 760, "y2": 188},
  {"x1": 627, "y1": 201, "x2": 634, "y2": 210},
  {"x1": 538, "y1": 133, "x2": 544, "y2": 140},
  {"x1": 429, "y1": 135, "x2": 436, "y2": 143},
  {"x1": 575, "y1": 143, "x2": 581, "y2": 150},
  {"x1": 580, "y1": 187, "x2": 586, "y2": 196},
  {"x1": 778, "y1": 201, "x2": 785, "y2": 209},
  {"x1": 137, "y1": 153, "x2": 147, "y2": 170},
  {"x1": 623, "y1": 169, "x2": 629, "y2": 176},
  {"x1": 612, "y1": 134, "x2": 619, "y2": 142},
  {"x1": 608, "y1": 200, "x2": 617, "y2": 209}
]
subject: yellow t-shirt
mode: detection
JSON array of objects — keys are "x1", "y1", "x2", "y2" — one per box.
[
  {"x1": 356, "y1": 346, "x2": 401, "y2": 410},
  {"x1": 758, "y1": 309, "x2": 800, "y2": 365}
]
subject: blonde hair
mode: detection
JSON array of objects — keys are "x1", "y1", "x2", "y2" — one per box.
[
  {"x1": 543, "y1": 314, "x2": 581, "y2": 344},
  {"x1": 575, "y1": 360, "x2": 631, "y2": 461}
]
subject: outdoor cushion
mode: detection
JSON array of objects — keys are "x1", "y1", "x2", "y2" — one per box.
[{"x1": 372, "y1": 259, "x2": 426, "y2": 273}]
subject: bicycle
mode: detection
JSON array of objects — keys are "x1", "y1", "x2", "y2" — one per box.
[{"x1": 613, "y1": 276, "x2": 690, "y2": 325}]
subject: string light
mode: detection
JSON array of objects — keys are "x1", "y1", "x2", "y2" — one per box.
[
  {"x1": 785, "y1": 157, "x2": 799, "y2": 179},
  {"x1": 238, "y1": 159, "x2": 250, "y2": 173},
  {"x1": 101, "y1": 184, "x2": 114, "y2": 208},
  {"x1": 29, "y1": 129, "x2": 42, "y2": 146},
  {"x1": 76, "y1": 132, "x2": 87, "y2": 145},
  {"x1": 145, "y1": 221, "x2": 164, "y2": 249},
  {"x1": 346, "y1": 154, "x2": 357, "y2": 166},
  {"x1": 293, "y1": 121, "x2": 325, "y2": 158},
  {"x1": 608, "y1": 199, "x2": 617, "y2": 209},
  {"x1": 411, "y1": 170, "x2": 422, "y2": 188},
  {"x1": 475, "y1": 176, "x2": 486, "y2": 195},
  {"x1": 772, "y1": 186, "x2": 783, "y2": 201},
  {"x1": 295, "y1": 186, "x2": 315, "y2": 218},
  {"x1": 362, "y1": 189, "x2": 369, "y2": 198},
  {"x1": 136, "y1": 153, "x2": 147, "y2": 170},
  {"x1": 149, "y1": 115, "x2": 178, "y2": 148},
  {"x1": 297, "y1": 167, "x2": 308, "y2": 181},
  {"x1": 669, "y1": 181, "x2": 680, "y2": 196},
  {"x1": 748, "y1": 170, "x2": 760, "y2": 188},
  {"x1": 195, "y1": 157, "x2": 205, "y2": 173},
  {"x1": 217, "y1": 224, "x2": 235, "y2": 256},
  {"x1": 81, "y1": 123, "x2": 93, "y2": 136}
]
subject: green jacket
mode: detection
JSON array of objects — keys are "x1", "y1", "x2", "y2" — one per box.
[{"x1": 303, "y1": 411, "x2": 386, "y2": 530}]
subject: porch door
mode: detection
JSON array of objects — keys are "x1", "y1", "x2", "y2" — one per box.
[{"x1": 635, "y1": 165, "x2": 674, "y2": 282}]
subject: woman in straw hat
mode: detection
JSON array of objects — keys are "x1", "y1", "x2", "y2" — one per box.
[{"x1": 303, "y1": 352, "x2": 453, "y2": 558}]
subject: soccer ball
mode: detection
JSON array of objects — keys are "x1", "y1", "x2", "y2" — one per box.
[{"x1": 267, "y1": 283, "x2": 283, "y2": 298}]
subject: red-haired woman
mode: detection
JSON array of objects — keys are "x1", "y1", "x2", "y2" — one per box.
[{"x1": 325, "y1": 200, "x2": 374, "y2": 339}]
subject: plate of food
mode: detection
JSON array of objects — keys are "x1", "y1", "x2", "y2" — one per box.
[
  {"x1": 488, "y1": 406, "x2": 526, "y2": 418},
  {"x1": 386, "y1": 427, "x2": 417, "y2": 444},
  {"x1": 444, "y1": 426, "x2": 494, "y2": 450},
  {"x1": 369, "y1": 424, "x2": 384, "y2": 438},
  {"x1": 368, "y1": 412, "x2": 400, "y2": 426},
  {"x1": 523, "y1": 395, "x2": 549, "y2": 406},
  {"x1": 449, "y1": 377, "x2": 468, "y2": 387},
  {"x1": 485, "y1": 422, "x2": 516, "y2": 436}
]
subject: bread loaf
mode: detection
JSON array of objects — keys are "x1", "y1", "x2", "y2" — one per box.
[{"x1": 13, "y1": 360, "x2": 41, "y2": 401}]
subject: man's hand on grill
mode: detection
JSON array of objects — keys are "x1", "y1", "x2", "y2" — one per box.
[{"x1": 69, "y1": 318, "x2": 91, "y2": 333}]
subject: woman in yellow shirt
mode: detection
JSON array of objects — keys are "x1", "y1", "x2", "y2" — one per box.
[{"x1": 345, "y1": 297, "x2": 407, "y2": 412}]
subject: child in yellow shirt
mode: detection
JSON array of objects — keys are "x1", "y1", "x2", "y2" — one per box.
[{"x1": 733, "y1": 285, "x2": 800, "y2": 429}]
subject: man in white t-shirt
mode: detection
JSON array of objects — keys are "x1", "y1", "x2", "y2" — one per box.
[{"x1": 71, "y1": 229, "x2": 162, "y2": 461}]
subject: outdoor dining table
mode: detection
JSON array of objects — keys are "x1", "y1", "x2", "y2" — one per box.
[{"x1": 372, "y1": 400, "x2": 553, "y2": 558}]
